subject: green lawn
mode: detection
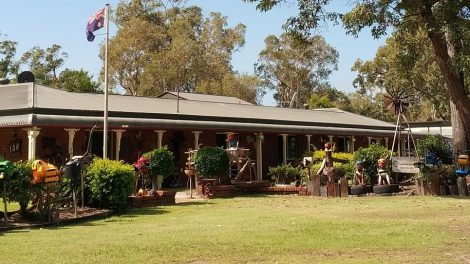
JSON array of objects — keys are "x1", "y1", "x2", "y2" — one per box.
[
  {"x1": 0, "y1": 198, "x2": 19, "y2": 212},
  {"x1": 1, "y1": 195, "x2": 470, "y2": 264}
]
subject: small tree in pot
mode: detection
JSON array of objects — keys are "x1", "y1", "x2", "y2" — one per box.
[
  {"x1": 143, "y1": 147, "x2": 175, "y2": 190},
  {"x1": 194, "y1": 147, "x2": 229, "y2": 183}
]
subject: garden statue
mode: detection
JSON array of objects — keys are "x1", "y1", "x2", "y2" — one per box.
[
  {"x1": 377, "y1": 158, "x2": 391, "y2": 185},
  {"x1": 355, "y1": 161, "x2": 365, "y2": 185},
  {"x1": 317, "y1": 142, "x2": 334, "y2": 183},
  {"x1": 226, "y1": 132, "x2": 239, "y2": 149}
]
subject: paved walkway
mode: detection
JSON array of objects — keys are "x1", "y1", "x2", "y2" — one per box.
[{"x1": 175, "y1": 190, "x2": 206, "y2": 203}]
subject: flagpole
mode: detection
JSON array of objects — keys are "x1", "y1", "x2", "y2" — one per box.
[{"x1": 103, "y1": 3, "x2": 110, "y2": 159}]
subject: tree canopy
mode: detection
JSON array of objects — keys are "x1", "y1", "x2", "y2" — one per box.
[
  {"x1": 106, "y1": 0, "x2": 261, "y2": 103},
  {"x1": 256, "y1": 33, "x2": 338, "y2": 108},
  {"x1": 0, "y1": 33, "x2": 19, "y2": 83},
  {"x1": 352, "y1": 29, "x2": 450, "y2": 121},
  {"x1": 244, "y1": 0, "x2": 470, "y2": 151}
]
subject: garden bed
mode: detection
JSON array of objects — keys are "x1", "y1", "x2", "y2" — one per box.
[
  {"x1": 203, "y1": 185, "x2": 237, "y2": 199},
  {"x1": 0, "y1": 207, "x2": 112, "y2": 231},
  {"x1": 128, "y1": 190, "x2": 177, "y2": 208},
  {"x1": 234, "y1": 180, "x2": 271, "y2": 193},
  {"x1": 260, "y1": 186, "x2": 308, "y2": 195}
]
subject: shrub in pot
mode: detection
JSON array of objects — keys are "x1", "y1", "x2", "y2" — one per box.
[
  {"x1": 85, "y1": 158, "x2": 135, "y2": 212},
  {"x1": 143, "y1": 147, "x2": 175, "y2": 190},
  {"x1": 194, "y1": 147, "x2": 229, "y2": 181}
]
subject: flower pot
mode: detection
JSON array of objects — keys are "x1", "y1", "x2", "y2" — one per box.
[
  {"x1": 156, "y1": 175, "x2": 164, "y2": 190},
  {"x1": 184, "y1": 169, "x2": 195, "y2": 176}
]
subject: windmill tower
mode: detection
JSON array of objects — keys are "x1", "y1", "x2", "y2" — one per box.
[{"x1": 384, "y1": 89, "x2": 418, "y2": 159}]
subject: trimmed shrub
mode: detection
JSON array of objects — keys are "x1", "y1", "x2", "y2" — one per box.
[
  {"x1": 143, "y1": 146, "x2": 175, "y2": 178},
  {"x1": 268, "y1": 163, "x2": 302, "y2": 184},
  {"x1": 313, "y1": 150, "x2": 354, "y2": 164},
  {"x1": 353, "y1": 144, "x2": 391, "y2": 184},
  {"x1": 5, "y1": 161, "x2": 33, "y2": 216},
  {"x1": 194, "y1": 147, "x2": 229, "y2": 179},
  {"x1": 85, "y1": 158, "x2": 135, "y2": 211}
]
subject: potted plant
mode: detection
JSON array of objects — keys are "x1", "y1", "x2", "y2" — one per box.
[{"x1": 143, "y1": 147, "x2": 175, "y2": 191}]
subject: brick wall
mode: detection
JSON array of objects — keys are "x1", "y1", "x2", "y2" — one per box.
[
  {"x1": 0, "y1": 125, "x2": 393, "y2": 179},
  {"x1": 0, "y1": 127, "x2": 28, "y2": 161}
]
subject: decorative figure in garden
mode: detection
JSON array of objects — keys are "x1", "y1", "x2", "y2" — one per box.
[
  {"x1": 355, "y1": 161, "x2": 365, "y2": 185},
  {"x1": 317, "y1": 142, "x2": 334, "y2": 183},
  {"x1": 377, "y1": 158, "x2": 391, "y2": 185},
  {"x1": 226, "y1": 133, "x2": 238, "y2": 149}
]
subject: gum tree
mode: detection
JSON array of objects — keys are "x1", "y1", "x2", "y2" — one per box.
[{"x1": 244, "y1": 0, "x2": 470, "y2": 151}]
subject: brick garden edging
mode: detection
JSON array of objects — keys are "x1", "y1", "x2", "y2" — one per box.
[
  {"x1": 128, "y1": 190, "x2": 177, "y2": 208},
  {"x1": 260, "y1": 186, "x2": 308, "y2": 195},
  {"x1": 0, "y1": 208, "x2": 112, "y2": 232}
]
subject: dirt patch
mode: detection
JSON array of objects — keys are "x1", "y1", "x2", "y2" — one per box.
[{"x1": 0, "y1": 207, "x2": 112, "y2": 231}]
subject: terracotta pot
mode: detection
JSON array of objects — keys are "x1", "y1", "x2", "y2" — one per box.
[{"x1": 184, "y1": 169, "x2": 195, "y2": 176}]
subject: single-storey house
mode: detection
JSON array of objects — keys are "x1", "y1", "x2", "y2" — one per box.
[{"x1": 0, "y1": 83, "x2": 406, "y2": 181}]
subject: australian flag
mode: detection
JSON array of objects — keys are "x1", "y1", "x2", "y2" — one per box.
[{"x1": 86, "y1": 8, "x2": 105, "y2": 42}]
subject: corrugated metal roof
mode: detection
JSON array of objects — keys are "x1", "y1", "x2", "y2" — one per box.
[
  {"x1": 0, "y1": 114, "x2": 33, "y2": 127},
  {"x1": 31, "y1": 114, "x2": 398, "y2": 136},
  {"x1": 0, "y1": 83, "x2": 33, "y2": 110},
  {"x1": 157, "y1": 91, "x2": 253, "y2": 105},
  {"x1": 0, "y1": 84, "x2": 397, "y2": 133}
]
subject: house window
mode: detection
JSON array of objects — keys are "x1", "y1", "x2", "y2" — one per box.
[
  {"x1": 216, "y1": 133, "x2": 227, "y2": 148},
  {"x1": 278, "y1": 135, "x2": 299, "y2": 163},
  {"x1": 287, "y1": 136, "x2": 298, "y2": 160},
  {"x1": 369, "y1": 137, "x2": 383, "y2": 147},
  {"x1": 336, "y1": 137, "x2": 351, "y2": 153}
]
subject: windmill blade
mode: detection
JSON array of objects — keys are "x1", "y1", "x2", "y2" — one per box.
[
  {"x1": 386, "y1": 102, "x2": 395, "y2": 111},
  {"x1": 383, "y1": 97, "x2": 394, "y2": 106}
]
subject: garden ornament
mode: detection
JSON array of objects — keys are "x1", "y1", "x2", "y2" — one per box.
[
  {"x1": 317, "y1": 142, "x2": 334, "y2": 183},
  {"x1": 355, "y1": 161, "x2": 365, "y2": 185},
  {"x1": 226, "y1": 133, "x2": 238, "y2": 149},
  {"x1": 377, "y1": 158, "x2": 391, "y2": 185},
  {"x1": 31, "y1": 159, "x2": 61, "y2": 184},
  {"x1": 455, "y1": 154, "x2": 470, "y2": 176}
]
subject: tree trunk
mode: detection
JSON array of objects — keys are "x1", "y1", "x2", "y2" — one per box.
[
  {"x1": 450, "y1": 101, "x2": 468, "y2": 152},
  {"x1": 426, "y1": 29, "x2": 470, "y2": 152}
]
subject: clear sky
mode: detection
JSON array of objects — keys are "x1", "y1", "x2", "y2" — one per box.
[{"x1": 0, "y1": 0, "x2": 386, "y2": 105}]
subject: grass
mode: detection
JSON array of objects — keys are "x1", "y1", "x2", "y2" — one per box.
[
  {"x1": 0, "y1": 198, "x2": 20, "y2": 212},
  {"x1": 1, "y1": 195, "x2": 470, "y2": 263}
]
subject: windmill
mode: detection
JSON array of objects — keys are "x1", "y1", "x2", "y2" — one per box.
[{"x1": 383, "y1": 88, "x2": 418, "y2": 159}]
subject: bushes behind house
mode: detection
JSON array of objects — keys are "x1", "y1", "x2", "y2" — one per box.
[{"x1": 86, "y1": 158, "x2": 135, "y2": 212}]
